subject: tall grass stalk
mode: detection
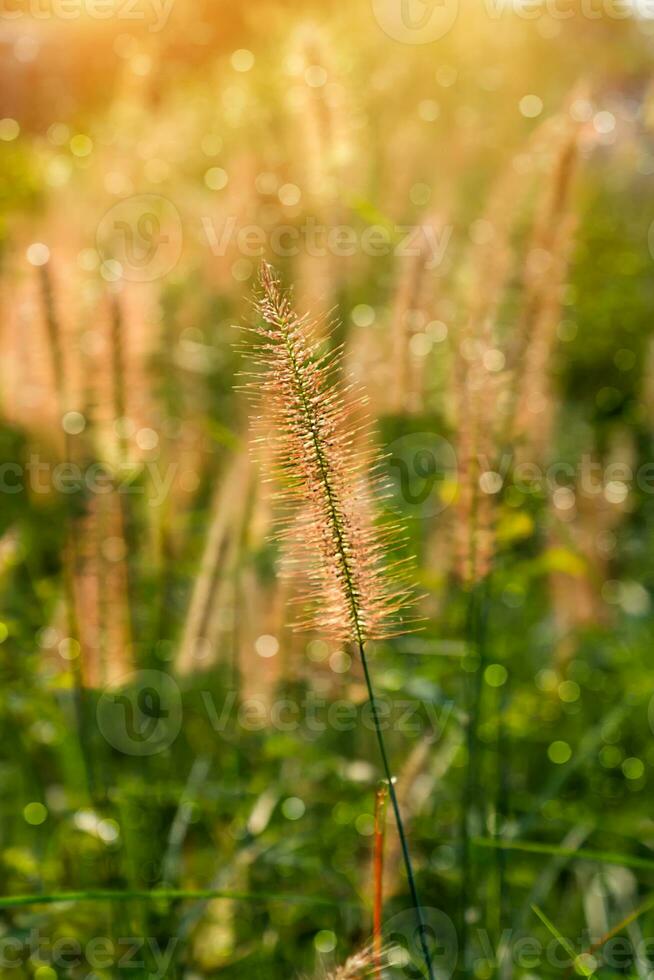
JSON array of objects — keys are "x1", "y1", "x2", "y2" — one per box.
[
  {"x1": 108, "y1": 289, "x2": 136, "y2": 666},
  {"x1": 495, "y1": 674, "x2": 511, "y2": 980},
  {"x1": 373, "y1": 783, "x2": 387, "y2": 978},
  {"x1": 242, "y1": 262, "x2": 435, "y2": 980},
  {"x1": 358, "y1": 641, "x2": 435, "y2": 980},
  {"x1": 38, "y1": 260, "x2": 96, "y2": 799},
  {"x1": 459, "y1": 578, "x2": 489, "y2": 976}
]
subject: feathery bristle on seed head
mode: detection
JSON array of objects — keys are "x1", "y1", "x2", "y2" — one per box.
[
  {"x1": 319, "y1": 945, "x2": 383, "y2": 979},
  {"x1": 241, "y1": 262, "x2": 416, "y2": 644}
]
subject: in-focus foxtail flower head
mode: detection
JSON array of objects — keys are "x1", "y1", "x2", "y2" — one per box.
[
  {"x1": 320, "y1": 945, "x2": 384, "y2": 979},
  {"x1": 239, "y1": 261, "x2": 417, "y2": 645}
]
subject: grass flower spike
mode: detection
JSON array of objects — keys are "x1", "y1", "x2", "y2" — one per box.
[
  {"x1": 243, "y1": 262, "x2": 435, "y2": 980},
  {"x1": 245, "y1": 261, "x2": 413, "y2": 644},
  {"x1": 321, "y1": 945, "x2": 384, "y2": 979}
]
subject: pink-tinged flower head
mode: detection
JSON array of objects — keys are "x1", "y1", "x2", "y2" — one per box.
[{"x1": 240, "y1": 262, "x2": 416, "y2": 644}]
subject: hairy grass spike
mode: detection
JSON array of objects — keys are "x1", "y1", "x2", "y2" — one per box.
[
  {"x1": 244, "y1": 261, "x2": 414, "y2": 644},
  {"x1": 320, "y1": 945, "x2": 384, "y2": 979},
  {"x1": 243, "y1": 262, "x2": 435, "y2": 980}
]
